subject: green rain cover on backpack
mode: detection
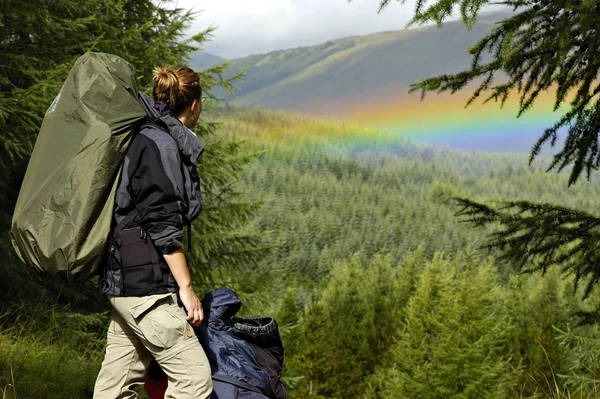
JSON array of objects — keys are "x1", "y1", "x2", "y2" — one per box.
[{"x1": 10, "y1": 52, "x2": 147, "y2": 283}]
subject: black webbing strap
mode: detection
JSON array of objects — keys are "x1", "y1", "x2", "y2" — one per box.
[
  {"x1": 187, "y1": 222, "x2": 192, "y2": 254},
  {"x1": 113, "y1": 211, "x2": 138, "y2": 240},
  {"x1": 149, "y1": 234, "x2": 163, "y2": 284}
]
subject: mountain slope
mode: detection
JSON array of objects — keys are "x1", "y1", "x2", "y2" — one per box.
[{"x1": 222, "y1": 10, "x2": 512, "y2": 114}]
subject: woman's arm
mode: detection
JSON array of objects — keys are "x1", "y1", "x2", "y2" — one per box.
[
  {"x1": 130, "y1": 134, "x2": 204, "y2": 326},
  {"x1": 163, "y1": 247, "x2": 203, "y2": 327}
]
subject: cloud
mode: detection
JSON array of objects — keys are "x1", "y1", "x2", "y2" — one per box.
[
  {"x1": 175, "y1": 0, "x2": 506, "y2": 58},
  {"x1": 176, "y1": 0, "x2": 420, "y2": 58}
]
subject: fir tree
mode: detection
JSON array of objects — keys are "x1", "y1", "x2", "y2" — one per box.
[
  {"x1": 317, "y1": 257, "x2": 372, "y2": 398},
  {"x1": 292, "y1": 294, "x2": 329, "y2": 399},
  {"x1": 501, "y1": 269, "x2": 573, "y2": 396},
  {"x1": 453, "y1": 198, "x2": 600, "y2": 298},
  {"x1": 366, "y1": 250, "x2": 516, "y2": 399}
]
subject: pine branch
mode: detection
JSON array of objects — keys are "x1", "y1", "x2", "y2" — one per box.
[
  {"x1": 367, "y1": 0, "x2": 600, "y2": 185},
  {"x1": 531, "y1": 102, "x2": 600, "y2": 186},
  {"x1": 453, "y1": 196, "x2": 600, "y2": 298}
]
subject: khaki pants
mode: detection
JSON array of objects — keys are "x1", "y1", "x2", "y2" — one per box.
[{"x1": 93, "y1": 293, "x2": 213, "y2": 399}]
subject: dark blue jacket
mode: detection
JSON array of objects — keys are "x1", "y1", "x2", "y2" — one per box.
[{"x1": 197, "y1": 288, "x2": 271, "y2": 399}]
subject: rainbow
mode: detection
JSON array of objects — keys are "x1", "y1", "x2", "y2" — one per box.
[{"x1": 341, "y1": 89, "x2": 569, "y2": 153}]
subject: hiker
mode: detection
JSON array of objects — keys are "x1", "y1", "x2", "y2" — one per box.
[{"x1": 93, "y1": 66, "x2": 212, "y2": 399}]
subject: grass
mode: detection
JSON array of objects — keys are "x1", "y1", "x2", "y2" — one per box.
[
  {"x1": 0, "y1": 332, "x2": 101, "y2": 398},
  {"x1": 520, "y1": 341, "x2": 600, "y2": 399},
  {"x1": 1, "y1": 365, "x2": 17, "y2": 399},
  {"x1": 0, "y1": 299, "x2": 107, "y2": 399}
]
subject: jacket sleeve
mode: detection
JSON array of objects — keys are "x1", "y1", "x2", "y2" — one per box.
[{"x1": 129, "y1": 137, "x2": 185, "y2": 254}]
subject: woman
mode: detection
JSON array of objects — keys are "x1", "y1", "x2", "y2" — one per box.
[{"x1": 93, "y1": 66, "x2": 212, "y2": 399}]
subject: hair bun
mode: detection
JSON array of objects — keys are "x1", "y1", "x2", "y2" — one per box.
[
  {"x1": 152, "y1": 66, "x2": 201, "y2": 115},
  {"x1": 167, "y1": 69, "x2": 180, "y2": 85}
]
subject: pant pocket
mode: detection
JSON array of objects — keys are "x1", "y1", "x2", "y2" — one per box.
[
  {"x1": 165, "y1": 346, "x2": 213, "y2": 399},
  {"x1": 130, "y1": 294, "x2": 187, "y2": 350}
]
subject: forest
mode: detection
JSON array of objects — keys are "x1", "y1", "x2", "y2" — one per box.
[{"x1": 2, "y1": 0, "x2": 600, "y2": 398}]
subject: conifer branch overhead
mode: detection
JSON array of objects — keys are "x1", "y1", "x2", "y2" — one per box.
[
  {"x1": 453, "y1": 196, "x2": 600, "y2": 298},
  {"x1": 368, "y1": 0, "x2": 600, "y2": 185}
]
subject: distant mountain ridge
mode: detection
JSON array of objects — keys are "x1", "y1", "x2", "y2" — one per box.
[
  {"x1": 217, "y1": 10, "x2": 514, "y2": 116},
  {"x1": 190, "y1": 51, "x2": 225, "y2": 70}
]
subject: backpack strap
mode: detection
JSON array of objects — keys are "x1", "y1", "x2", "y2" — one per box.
[{"x1": 113, "y1": 210, "x2": 138, "y2": 239}]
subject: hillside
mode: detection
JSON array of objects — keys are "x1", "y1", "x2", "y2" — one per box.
[
  {"x1": 219, "y1": 10, "x2": 513, "y2": 114},
  {"x1": 212, "y1": 9, "x2": 565, "y2": 154}
]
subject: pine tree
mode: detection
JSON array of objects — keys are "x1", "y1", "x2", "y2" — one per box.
[
  {"x1": 292, "y1": 294, "x2": 330, "y2": 399},
  {"x1": 366, "y1": 250, "x2": 516, "y2": 399},
  {"x1": 317, "y1": 257, "x2": 372, "y2": 398},
  {"x1": 368, "y1": 0, "x2": 600, "y2": 305},
  {"x1": 502, "y1": 269, "x2": 572, "y2": 396}
]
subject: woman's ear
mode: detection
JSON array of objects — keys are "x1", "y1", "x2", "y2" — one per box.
[{"x1": 190, "y1": 98, "x2": 201, "y2": 115}]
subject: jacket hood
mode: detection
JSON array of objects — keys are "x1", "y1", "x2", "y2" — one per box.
[
  {"x1": 202, "y1": 287, "x2": 242, "y2": 331},
  {"x1": 138, "y1": 91, "x2": 204, "y2": 165}
]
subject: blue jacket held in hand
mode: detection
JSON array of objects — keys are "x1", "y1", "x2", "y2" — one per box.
[{"x1": 197, "y1": 287, "x2": 271, "y2": 398}]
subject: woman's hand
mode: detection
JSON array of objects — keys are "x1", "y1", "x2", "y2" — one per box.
[
  {"x1": 179, "y1": 286, "x2": 204, "y2": 327},
  {"x1": 179, "y1": 285, "x2": 204, "y2": 327}
]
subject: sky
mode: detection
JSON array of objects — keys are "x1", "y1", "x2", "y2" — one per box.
[{"x1": 174, "y1": 0, "x2": 430, "y2": 59}]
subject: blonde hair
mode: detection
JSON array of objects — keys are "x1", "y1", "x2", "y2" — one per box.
[{"x1": 152, "y1": 66, "x2": 202, "y2": 116}]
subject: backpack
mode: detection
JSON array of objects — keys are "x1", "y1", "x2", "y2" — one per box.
[{"x1": 10, "y1": 52, "x2": 147, "y2": 283}]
